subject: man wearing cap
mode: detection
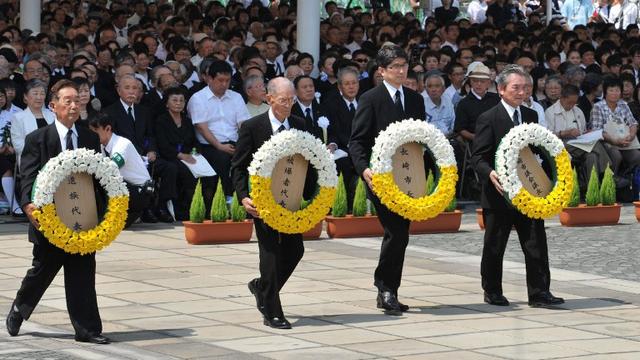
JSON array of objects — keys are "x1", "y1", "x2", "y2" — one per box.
[{"x1": 471, "y1": 65, "x2": 565, "y2": 308}]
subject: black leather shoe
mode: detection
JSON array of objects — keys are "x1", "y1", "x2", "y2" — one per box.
[
  {"x1": 484, "y1": 292, "x2": 510, "y2": 306},
  {"x1": 376, "y1": 291, "x2": 403, "y2": 315},
  {"x1": 397, "y1": 300, "x2": 409, "y2": 312},
  {"x1": 6, "y1": 304, "x2": 23, "y2": 336},
  {"x1": 157, "y1": 209, "x2": 174, "y2": 223},
  {"x1": 528, "y1": 291, "x2": 564, "y2": 308},
  {"x1": 248, "y1": 278, "x2": 264, "y2": 315},
  {"x1": 141, "y1": 209, "x2": 158, "y2": 223},
  {"x1": 263, "y1": 316, "x2": 291, "y2": 329},
  {"x1": 75, "y1": 334, "x2": 110, "y2": 344}
]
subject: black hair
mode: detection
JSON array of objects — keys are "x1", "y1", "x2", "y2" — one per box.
[
  {"x1": 88, "y1": 112, "x2": 113, "y2": 129},
  {"x1": 561, "y1": 84, "x2": 580, "y2": 98},
  {"x1": 293, "y1": 75, "x2": 313, "y2": 89},
  {"x1": 207, "y1": 60, "x2": 232, "y2": 78},
  {"x1": 376, "y1": 43, "x2": 407, "y2": 68}
]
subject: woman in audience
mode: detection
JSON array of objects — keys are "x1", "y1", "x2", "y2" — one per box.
[{"x1": 155, "y1": 86, "x2": 199, "y2": 221}]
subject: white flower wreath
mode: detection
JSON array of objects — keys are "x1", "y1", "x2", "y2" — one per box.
[
  {"x1": 34, "y1": 149, "x2": 128, "y2": 207},
  {"x1": 248, "y1": 129, "x2": 338, "y2": 233},
  {"x1": 495, "y1": 123, "x2": 573, "y2": 219},
  {"x1": 370, "y1": 119, "x2": 458, "y2": 221},
  {"x1": 32, "y1": 148, "x2": 129, "y2": 255}
]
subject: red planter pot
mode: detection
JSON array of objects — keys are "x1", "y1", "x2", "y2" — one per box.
[
  {"x1": 559, "y1": 204, "x2": 622, "y2": 227},
  {"x1": 634, "y1": 202, "x2": 640, "y2": 222},
  {"x1": 325, "y1": 215, "x2": 384, "y2": 238},
  {"x1": 410, "y1": 210, "x2": 463, "y2": 234},
  {"x1": 183, "y1": 220, "x2": 253, "y2": 244},
  {"x1": 476, "y1": 209, "x2": 485, "y2": 230},
  {"x1": 303, "y1": 221, "x2": 323, "y2": 240}
]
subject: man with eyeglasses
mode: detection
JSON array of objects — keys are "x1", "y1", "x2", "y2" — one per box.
[
  {"x1": 231, "y1": 77, "x2": 318, "y2": 329},
  {"x1": 350, "y1": 43, "x2": 426, "y2": 316}
]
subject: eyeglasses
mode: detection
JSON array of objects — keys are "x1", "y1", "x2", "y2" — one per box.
[
  {"x1": 274, "y1": 97, "x2": 295, "y2": 105},
  {"x1": 354, "y1": 58, "x2": 368, "y2": 63},
  {"x1": 387, "y1": 62, "x2": 409, "y2": 71}
]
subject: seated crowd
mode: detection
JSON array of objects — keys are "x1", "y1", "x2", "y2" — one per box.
[{"x1": 1, "y1": 0, "x2": 640, "y2": 223}]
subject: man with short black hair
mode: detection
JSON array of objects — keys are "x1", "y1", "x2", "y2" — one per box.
[
  {"x1": 350, "y1": 44, "x2": 426, "y2": 316},
  {"x1": 187, "y1": 60, "x2": 250, "y2": 209}
]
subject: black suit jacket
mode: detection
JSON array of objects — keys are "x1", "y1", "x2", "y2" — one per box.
[
  {"x1": 324, "y1": 94, "x2": 357, "y2": 151},
  {"x1": 290, "y1": 100, "x2": 324, "y2": 141},
  {"x1": 19, "y1": 124, "x2": 104, "y2": 243},
  {"x1": 349, "y1": 84, "x2": 426, "y2": 176},
  {"x1": 104, "y1": 102, "x2": 157, "y2": 155},
  {"x1": 471, "y1": 103, "x2": 538, "y2": 209},
  {"x1": 231, "y1": 112, "x2": 316, "y2": 202}
]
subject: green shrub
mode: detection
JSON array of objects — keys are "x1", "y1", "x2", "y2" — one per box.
[
  {"x1": 600, "y1": 166, "x2": 616, "y2": 206},
  {"x1": 426, "y1": 170, "x2": 435, "y2": 195},
  {"x1": 445, "y1": 197, "x2": 457, "y2": 212},
  {"x1": 585, "y1": 165, "x2": 601, "y2": 206},
  {"x1": 331, "y1": 174, "x2": 348, "y2": 217},
  {"x1": 352, "y1": 178, "x2": 367, "y2": 216},
  {"x1": 567, "y1": 168, "x2": 580, "y2": 207},
  {"x1": 230, "y1": 192, "x2": 246, "y2": 222},
  {"x1": 210, "y1": 182, "x2": 229, "y2": 222},
  {"x1": 189, "y1": 179, "x2": 206, "y2": 223},
  {"x1": 369, "y1": 200, "x2": 377, "y2": 216}
]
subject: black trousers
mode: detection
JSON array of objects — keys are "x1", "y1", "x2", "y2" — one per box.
[
  {"x1": 172, "y1": 160, "x2": 198, "y2": 221},
  {"x1": 14, "y1": 227, "x2": 102, "y2": 337},
  {"x1": 148, "y1": 158, "x2": 177, "y2": 203},
  {"x1": 336, "y1": 157, "x2": 358, "y2": 213},
  {"x1": 200, "y1": 142, "x2": 235, "y2": 212},
  {"x1": 481, "y1": 208, "x2": 551, "y2": 297},
  {"x1": 369, "y1": 190, "x2": 411, "y2": 294},
  {"x1": 253, "y1": 218, "x2": 304, "y2": 318},
  {"x1": 125, "y1": 182, "x2": 151, "y2": 228}
]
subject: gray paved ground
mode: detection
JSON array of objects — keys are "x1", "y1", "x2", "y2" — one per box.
[{"x1": 1, "y1": 205, "x2": 640, "y2": 359}]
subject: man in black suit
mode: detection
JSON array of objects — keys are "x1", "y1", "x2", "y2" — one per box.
[
  {"x1": 349, "y1": 44, "x2": 427, "y2": 315},
  {"x1": 231, "y1": 77, "x2": 314, "y2": 329},
  {"x1": 471, "y1": 65, "x2": 564, "y2": 308},
  {"x1": 291, "y1": 75, "x2": 324, "y2": 141},
  {"x1": 104, "y1": 74, "x2": 176, "y2": 223},
  {"x1": 6, "y1": 80, "x2": 109, "y2": 344},
  {"x1": 325, "y1": 67, "x2": 360, "y2": 212}
]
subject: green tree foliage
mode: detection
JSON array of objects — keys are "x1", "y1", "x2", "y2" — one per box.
[
  {"x1": 352, "y1": 178, "x2": 367, "y2": 217},
  {"x1": 567, "y1": 168, "x2": 580, "y2": 207},
  {"x1": 189, "y1": 179, "x2": 205, "y2": 223},
  {"x1": 210, "y1": 182, "x2": 229, "y2": 222},
  {"x1": 230, "y1": 192, "x2": 247, "y2": 222},
  {"x1": 331, "y1": 174, "x2": 348, "y2": 217},
  {"x1": 426, "y1": 170, "x2": 435, "y2": 195},
  {"x1": 585, "y1": 166, "x2": 601, "y2": 206},
  {"x1": 446, "y1": 197, "x2": 457, "y2": 212},
  {"x1": 600, "y1": 166, "x2": 616, "y2": 206}
]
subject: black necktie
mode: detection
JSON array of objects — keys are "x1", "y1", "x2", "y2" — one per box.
[
  {"x1": 394, "y1": 90, "x2": 404, "y2": 113},
  {"x1": 276, "y1": 124, "x2": 286, "y2": 133},
  {"x1": 65, "y1": 130, "x2": 74, "y2": 150},
  {"x1": 127, "y1": 106, "x2": 135, "y2": 123},
  {"x1": 305, "y1": 108, "x2": 313, "y2": 122},
  {"x1": 349, "y1": 102, "x2": 356, "y2": 113},
  {"x1": 513, "y1": 109, "x2": 520, "y2": 125}
]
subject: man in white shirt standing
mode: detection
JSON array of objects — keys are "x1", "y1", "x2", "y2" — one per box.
[
  {"x1": 187, "y1": 60, "x2": 250, "y2": 208},
  {"x1": 423, "y1": 72, "x2": 455, "y2": 137}
]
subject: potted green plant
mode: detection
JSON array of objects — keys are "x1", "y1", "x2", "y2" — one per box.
[
  {"x1": 183, "y1": 181, "x2": 253, "y2": 244},
  {"x1": 560, "y1": 166, "x2": 621, "y2": 226},
  {"x1": 326, "y1": 175, "x2": 384, "y2": 238},
  {"x1": 410, "y1": 170, "x2": 463, "y2": 234}
]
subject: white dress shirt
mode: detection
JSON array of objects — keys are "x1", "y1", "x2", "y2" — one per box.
[
  {"x1": 104, "y1": 133, "x2": 151, "y2": 186},
  {"x1": 187, "y1": 86, "x2": 250, "y2": 144},
  {"x1": 269, "y1": 108, "x2": 290, "y2": 134},
  {"x1": 501, "y1": 100, "x2": 521, "y2": 124},
  {"x1": 383, "y1": 80, "x2": 404, "y2": 109},
  {"x1": 54, "y1": 119, "x2": 78, "y2": 150}
]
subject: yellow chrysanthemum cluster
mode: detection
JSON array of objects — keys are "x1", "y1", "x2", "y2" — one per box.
[
  {"x1": 371, "y1": 165, "x2": 458, "y2": 221},
  {"x1": 511, "y1": 149, "x2": 573, "y2": 219},
  {"x1": 250, "y1": 175, "x2": 335, "y2": 234},
  {"x1": 33, "y1": 196, "x2": 129, "y2": 255}
]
